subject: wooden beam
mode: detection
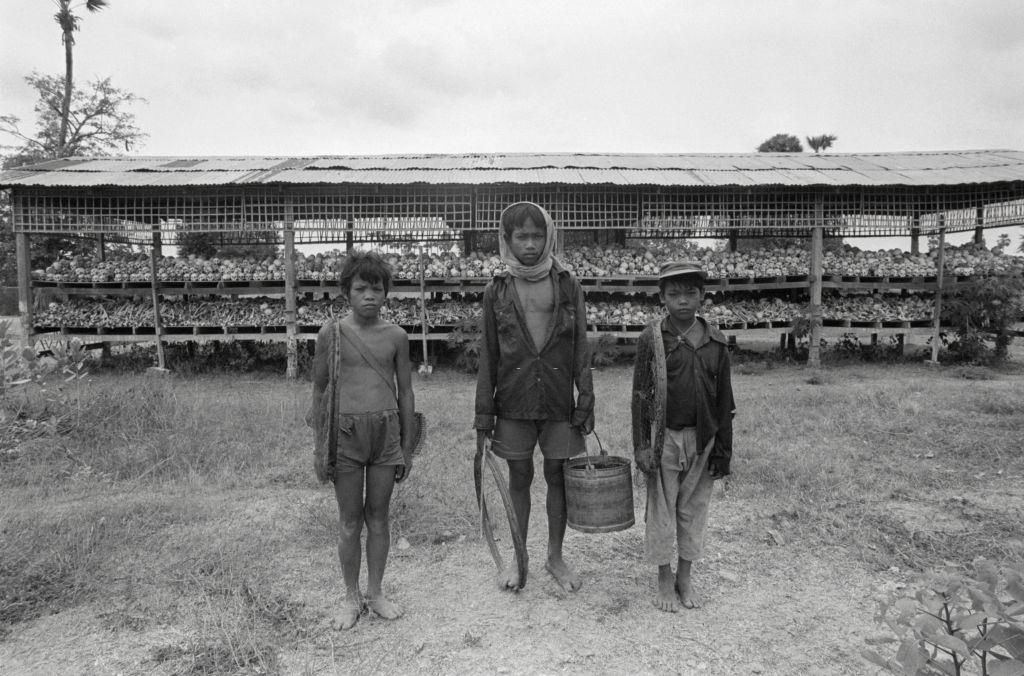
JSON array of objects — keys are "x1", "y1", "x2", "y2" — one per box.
[
  {"x1": 807, "y1": 195, "x2": 824, "y2": 368},
  {"x1": 930, "y1": 221, "x2": 946, "y2": 363},
  {"x1": 284, "y1": 200, "x2": 298, "y2": 379},
  {"x1": 15, "y1": 233, "x2": 33, "y2": 345},
  {"x1": 149, "y1": 245, "x2": 166, "y2": 370}
]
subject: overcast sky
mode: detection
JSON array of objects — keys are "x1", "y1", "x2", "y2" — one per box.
[
  {"x1": 3, "y1": 0, "x2": 1024, "y2": 157},
  {"x1": 2, "y1": 0, "x2": 1023, "y2": 248}
]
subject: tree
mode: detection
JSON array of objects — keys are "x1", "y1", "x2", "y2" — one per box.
[
  {"x1": 1, "y1": 73, "x2": 146, "y2": 159},
  {"x1": 176, "y1": 232, "x2": 219, "y2": 258},
  {"x1": 54, "y1": 0, "x2": 109, "y2": 157},
  {"x1": 757, "y1": 133, "x2": 803, "y2": 152},
  {"x1": 2, "y1": 74, "x2": 145, "y2": 280},
  {"x1": 806, "y1": 134, "x2": 837, "y2": 153}
]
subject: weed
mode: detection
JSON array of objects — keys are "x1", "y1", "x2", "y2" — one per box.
[
  {"x1": 863, "y1": 559, "x2": 1024, "y2": 675},
  {"x1": 590, "y1": 334, "x2": 623, "y2": 367},
  {"x1": 950, "y1": 366, "x2": 999, "y2": 381},
  {"x1": 446, "y1": 315, "x2": 482, "y2": 374}
]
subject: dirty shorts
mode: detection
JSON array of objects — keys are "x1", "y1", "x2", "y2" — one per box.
[
  {"x1": 490, "y1": 417, "x2": 584, "y2": 461},
  {"x1": 334, "y1": 409, "x2": 404, "y2": 474}
]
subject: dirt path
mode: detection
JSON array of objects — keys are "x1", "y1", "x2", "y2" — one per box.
[{"x1": 0, "y1": 484, "x2": 889, "y2": 675}]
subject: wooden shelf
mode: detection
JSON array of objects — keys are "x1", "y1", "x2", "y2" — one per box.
[{"x1": 29, "y1": 272, "x2": 982, "y2": 298}]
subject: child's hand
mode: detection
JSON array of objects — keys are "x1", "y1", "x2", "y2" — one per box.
[
  {"x1": 635, "y1": 446, "x2": 657, "y2": 475},
  {"x1": 708, "y1": 457, "x2": 729, "y2": 479},
  {"x1": 395, "y1": 457, "x2": 412, "y2": 483},
  {"x1": 476, "y1": 429, "x2": 492, "y2": 455}
]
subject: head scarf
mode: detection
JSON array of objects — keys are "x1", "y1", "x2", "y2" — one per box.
[{"x1": 498, "y1": 201, "x2": 558, "y2": 281}]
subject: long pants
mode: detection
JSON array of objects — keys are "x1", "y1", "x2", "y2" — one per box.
[{"x1": 644, "y1": 427, "x2": 715, "y2": 565}]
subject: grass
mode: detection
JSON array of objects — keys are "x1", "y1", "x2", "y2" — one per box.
[{"x1": 1, "y1": 360, "x2": 1023, "y2": 670}]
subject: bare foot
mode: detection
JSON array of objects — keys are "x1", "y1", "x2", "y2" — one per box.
[
  {"x1": 676, "y1": 580, "x2": 702, "y2": 609},
  {"x1": 365, "y1": 594, "x2": 404, "y2": 620},
  {"x1": 333, "y1": 595, "x2": 363, "y2": 630},
  {"x1": 545, "y1": 556, "x2": 582, "y2": 592},
  {"x1": 653, "y1": 567, "x2": 680, "y2": 612},
  {"x1": 497, "y1": 562, "x2": 525, "y2": 591}
]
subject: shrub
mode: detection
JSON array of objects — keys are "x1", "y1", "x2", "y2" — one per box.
[
  {"x1": 589, "y1": 334, "x2": 622, "y2": 367},
  {"x1": 1, "y1": 319, "x2": 89, "y2": 451},
  {"x1": 942, "y1": 274, "x2": 1024, "y2": 365},
  {"x1": 863, "y1": 559, "x2": 1024, "y2": 675},
  {"x1": 446, "y1": 316, "x2": 482, "y2": 374}
]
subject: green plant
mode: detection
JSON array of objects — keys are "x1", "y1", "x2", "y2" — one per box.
[
  {"x1": 589, "y1": 334, "x2": 622, "y2": 367},
  {"x1": 1, "y1": 320, "x2": 89, "y2": 450},
  {"x1": 863, "y1": 559, "x2": 1024, "y2": 675},
  {"x1": 942, "y1": 274, "x2": 1024, "y2": 365},
  {"x1": 446, "y1": 315, "x2": 482, "y2": 374}
]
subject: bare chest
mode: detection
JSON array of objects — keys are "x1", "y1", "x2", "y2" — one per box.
[{"x1": 513, "y1": 277, "x2": 555, "y2": 315}]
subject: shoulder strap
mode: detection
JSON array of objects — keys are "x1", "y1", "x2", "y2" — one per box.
[{"x1": 337, "y1": 321, "x2": 398, "y2": 399}]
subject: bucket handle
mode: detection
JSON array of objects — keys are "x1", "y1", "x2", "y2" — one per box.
[{"x1": 581, "y1": 430, "x2": 607, "y2": 474}]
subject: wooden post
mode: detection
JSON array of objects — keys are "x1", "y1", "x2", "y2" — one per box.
[
  {"x1": 417, "y1": 246, "x2": 432, "y2": 375},
  {"x1": 727, "y1": 231, "x2": 738, "y2": 253},
  {"x1": 95, "y1": 233, "x2": 106, "y2": 262},
  {"x1": 149, "y1": 245, "x2": 167, "y2": 370},
  {"x1": 807, "y1": 195, "x2": 824, "y2": 368},
  {"x1": 284, "y1": 201, "x2": 298, "y2": 379},
  {"x1": 15, "y1": 232, "x2": 33, "y2": 346},
  {"x1": 974, "y1": 206, "x2": 984, "y2": 244},
  {"x1": 930, "y1": 221, "x2": 946, "y2": 363},
  {"x1": 910, "y1": 215, "x2": 920, "y2": 255}
]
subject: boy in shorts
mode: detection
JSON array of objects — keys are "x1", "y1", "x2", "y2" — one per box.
[
  {"x1": 308, "y1": 250, "x2": 416, "y2": 629},
  {"x1": 632, "y1": 261, "x2": 735, "y2": 612},
  {"x1": 474, "y1": 201, "x2": 595, "y2": 592}
]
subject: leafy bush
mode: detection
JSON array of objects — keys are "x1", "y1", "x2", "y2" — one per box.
[
  {"x1": 941, "y1": 274, "x2": 1024, "y2": 365},
  {"x1": 1, "y1": 319, "x2": 89, "y2": 450},
  {"x1": 589, "y1": 334, "x2": 622, "y2": 367},
  {"x1": 863, "y1": 559, "x2": 1024, "y2": 675},
  {"x1": 95, "y1": 340, "x2": 315, "y2": 377},
  {"x1": 446, "y1": 315, "x2": 482, "y2": 374}
]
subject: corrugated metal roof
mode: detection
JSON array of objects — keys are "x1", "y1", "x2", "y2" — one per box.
[{"x1": 3, "y1": 150, "x2": 1024, "y2": 188}]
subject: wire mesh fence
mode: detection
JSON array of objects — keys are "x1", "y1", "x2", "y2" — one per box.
[{"x1": 9, "y1": 184, "x2": 1024, "y2": 244}]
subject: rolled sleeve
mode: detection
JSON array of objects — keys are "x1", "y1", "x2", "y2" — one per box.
[
  {"x1": 570, "y1": 279, "x2": 595, "y2": 422},
  {"x1": 473, "y1": 285, "x2": 499, "y2": 429}
]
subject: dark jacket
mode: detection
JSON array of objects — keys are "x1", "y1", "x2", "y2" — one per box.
[
  {"x1": 632, "y1": 316, "x2": 736, "y2": 474},
  {"x1": 474, "y1": 262, "x2": 594, "y2": 430}
]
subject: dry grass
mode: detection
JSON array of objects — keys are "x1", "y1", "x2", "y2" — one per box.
[{"x1": 1, "y1": 361, "x2": 1023, "y2": 672}]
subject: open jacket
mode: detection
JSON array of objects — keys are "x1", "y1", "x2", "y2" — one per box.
[
  {"x1": 474, "y1": 261, "x2": 594, "y2": 431},
  {"x1": 632, "y1": 316, "x2": 736, "y2": 475}
]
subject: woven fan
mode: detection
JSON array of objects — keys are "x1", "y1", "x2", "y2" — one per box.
[
  {"x1": 631, "y1": 320, "x2": 667, "y2": 480},
  {"x1": 473, "y1": 438, "x2": 527, "y2": 589},
  {"x1": 411, "y1": 411, "x2": 426, "y2": 455}
]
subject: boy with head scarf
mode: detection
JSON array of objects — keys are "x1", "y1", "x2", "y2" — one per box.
[{"x1": 474, "y1": 201, "x2": 595, "y2": 592}]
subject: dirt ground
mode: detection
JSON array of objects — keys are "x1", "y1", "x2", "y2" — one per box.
[
  {"x1": 3, "y1": 343, "x2": 1022, "y2": 674},
  {"x1": 0, "y1": 482, "x2": 903, "y2": 675}
]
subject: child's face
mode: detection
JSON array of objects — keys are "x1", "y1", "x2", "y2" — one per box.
[
  {"x1": 506, "y1": 217, "x2": 546, "y2": 266},
  {"x1": 659, "y1": 279, "x2": 703, "y2": 323},
  {"x1": 346, "y1": 274, "x2": 386, "y2": 319}
]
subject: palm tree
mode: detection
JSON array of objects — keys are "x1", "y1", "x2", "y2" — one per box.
[
  {"x1": 53, "y1": 0, "x2": 109, "y2": 157},
  {"x1": 806, "y1": 134, "x2": 837, "y2": 154}
]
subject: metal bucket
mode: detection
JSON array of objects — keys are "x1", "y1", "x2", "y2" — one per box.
[{"x1": 565, "y1": 433, "x2": 635, "y2": 533}]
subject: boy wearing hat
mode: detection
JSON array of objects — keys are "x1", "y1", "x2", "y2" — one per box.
[{"x1": 632, "y1": 260, "x2": 735, "y2": 612}]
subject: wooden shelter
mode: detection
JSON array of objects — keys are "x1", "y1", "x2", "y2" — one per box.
[{"x1": 3, "y1": 150, "x2": 1024, "y2": 371}]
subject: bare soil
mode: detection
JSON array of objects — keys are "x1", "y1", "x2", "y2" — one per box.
[{"x1": 0, "y1": 482, "x2": 910, "y2": 675}]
